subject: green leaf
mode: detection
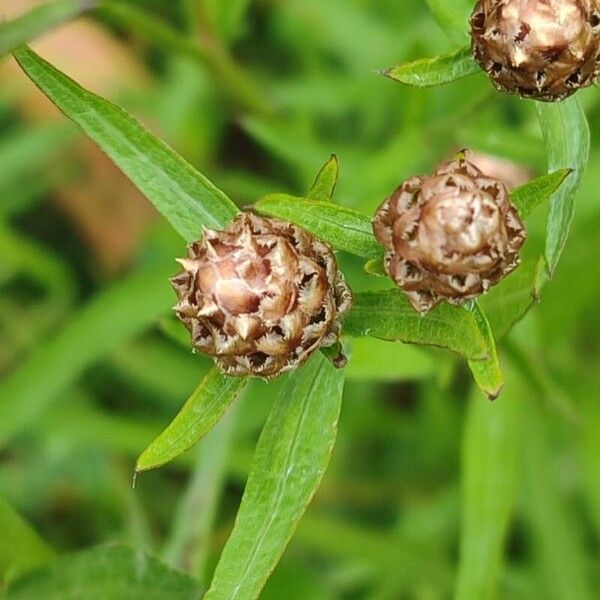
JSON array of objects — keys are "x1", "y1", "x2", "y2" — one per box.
[
  {"x1": 382, "y1": 46, "x2": 479, "y2": 88},
  {"x1": 511, "y1": 169, "x2": 573, "y2": 219},
  {"x1": 136, "y1": 368, "x2": 246, "y2": 473},
  {"x1": 0, "y1": 0, "x2": 94, "y2": 58},
  {"x1": 205, "y1": 352, "x2": 345, "y2": 600},
  {"x1": 455, "y1": 382, "x2": 520, "y2": 600},
  {"x1": 345, "y1": 337, "x2": 435, "y2": 382},
  {"x1": 0, "y1": 261, "x2": 175, "y2": 447},
  {"x1": 424, "y1": 0, "x2": 473, "y2": 44},
  {"x1": 0, "y1": 497, "x2": 53, "y2": 587},
  {"x1": 6, "y1": 545, "x2": 201, "y2": 600},
  {"x1": 535, "y1": 98, "x2": 590, "y2": 277},
  {"x1": 307, "y1": 155, "x2": 339, "y2": 203},
  {"x1": 477, "y1": 259, "x2": 538, "y2": 339},
  {"x1": 255, "y1": 193, "x2": 382, "y2": 259},
  {"x1": 344, "y1": 289, "x2": 488, "y2": 360},
  {"x1": 466, "y1": 302, "x2": 504, "y2": 400},
  {"x1": 13, "y1": 47, "x2": 238, "y2": 241}
]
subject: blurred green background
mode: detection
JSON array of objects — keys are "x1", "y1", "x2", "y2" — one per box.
[{"x1": 1, "y1": 0, "x2": 599, "y2": 598}]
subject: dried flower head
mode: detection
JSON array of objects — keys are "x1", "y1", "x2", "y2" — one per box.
[
  {"x1": 372, "y1": 158, "x2": 527, "y2": 313},
  {"x1": 471, "y1": 0, "x2": 600, "y2": 101},
  {"x1": 171, "y1": 213, "x2": 352, "y2": 378}
]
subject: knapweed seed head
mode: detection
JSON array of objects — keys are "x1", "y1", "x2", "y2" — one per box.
[
  {"x1": 471, "y1": 0, "x2": 600, "y2": 101},
  {"x1": 372, "y1": 158, "x2": 526, "y2": 313},
  {"x1": 171, "y1": 213, "x2": 352, "y2": 378}
]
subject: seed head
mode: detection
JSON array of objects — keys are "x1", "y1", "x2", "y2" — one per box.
[
  {"x1": 471, "y1": 0, "x2": 600, "y2": 101},
  {"x1": 372, "y1": 158, "x2": 526, "y2": 313},
  {"x1": 171, "y1": 213, "x2": 352, "y2": 378}
]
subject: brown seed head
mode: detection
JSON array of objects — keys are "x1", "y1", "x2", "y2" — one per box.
[
  {"x1": 471, "y1": 0, "x2": 600, "y2": 101},
  {"x1": 171, "y1": 213, "x2": 352, "y2": 378},
  {"x1": 372, "y1": 158, "x2": 526, "y2": 313}
]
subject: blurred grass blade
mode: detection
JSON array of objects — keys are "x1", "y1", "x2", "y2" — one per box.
[
  {"x1": 0, "y1": 496, "x2": 54, "y2": 588},
  {"x1": 307, "y1": 155, "x2": 339, "y2": 202},
  {"x1": 536, "y1": 98, "x2": 590, "y2": 277},
  {"x1": 0, "y1": 0, "x2": 94, "y2": 58},
  {"x1": 255, "y1": 193, "x2": 382, "y2": 259},
  {"x1": 511, "y1": 169, "x2": 572, "y2": 219},
  {"x1": 455, "y1": 383, "x2": 520, "y2": 600},
  {"x1": 345, "y1": 290, "x2": 488, "y2": 360},
  {"x1": 100, "y1": 1, "x2": 270, "y2": 116},
  {"x1": 136, "y1": 368, "x2": 246, "y2": 473},
  {"x1": 164, "y1": 401, "x2": 241, "y2": 579},
  {"x1": 466, "y1": 302, "x2": 504, "y2": 400},
  {"x1": 13, "y1": 47, "x2": 238, "y2": 240},
  {"x1": 424, "y1": 0, "x2": 473, "y2": 44},
  {"x1": 205, "y1": 352, "x2": 345, "y2": 600},
  {"x1": 5, "y1": 545, "x2": 201, "y2": 599},
  {"x1": 521, "y1": 397, "x2": 594, "y2": 600},
  {"x1": 0, "y1": 262, "x2": 174, "y2": 447},
  {"x1": 382, "y1": 46, "x2": 479, "y2": 88}
]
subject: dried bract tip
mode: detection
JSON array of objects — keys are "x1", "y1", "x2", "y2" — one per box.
[
  {"x1": 471, "y1": 0, "x2": 600, "y2": 101},
  {"x1": 372, "y1": 158, "x2": 526, "y2": 313},
  {"x1": 171, "y1": 213, "x2": 352, "y2": 378}
]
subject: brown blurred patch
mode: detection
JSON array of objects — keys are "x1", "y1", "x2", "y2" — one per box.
[
  {"x1": 1, "y1": 0, "x2": 159, "y2": 274},
  {"x1": 468, "y1": 151, "x2": 533, "y2": 191}
]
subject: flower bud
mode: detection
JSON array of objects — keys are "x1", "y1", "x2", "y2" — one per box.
[
  {"x1": 471, "y1": 0, "x2": 600, "y2": 101},
  {"x1": 171, "y1": 213, "x2": 352, "y2": 378},
  {"x1": 372, "y1": 158, "x2": 526, "y2": 313}
]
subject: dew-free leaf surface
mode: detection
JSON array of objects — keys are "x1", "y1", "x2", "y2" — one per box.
[
  {"x1": 136, "y1": 368, "x2": 247, "y2": 473},
  {"x1": 536, "y1": 98, "x2": 589, "y2": 276},
  {"x1": 255, "y1": 193, "x2": 382, "y2": 258},
  {"x1": 13, "y1": 47, "x2": 238, "y2": 240},
  {"x1": 344, "y1": 289, "x2": 488, "y2": 360},
  {"x1": 205, "y1": 352, "x2": 345, "y2": 600},
  {"x1": 383, "y1": 46, "x2": 479, "y2": 88}
]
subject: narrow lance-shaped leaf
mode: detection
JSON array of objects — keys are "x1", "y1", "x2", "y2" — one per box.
[
  {"x1": 136, "y1": 367, "x2": 247, "y2": 473},
  {"x1": 0, "y1": 0, "x2": 95, "y2": 58},
  {"x1": 466, "y1": 302, "x2": 504, "y2": 400},
  {"x1": 13, "y1": 47, "x2": 239, "y2": 240},
  {"x1": 344, "y1": 289, "x2": 488, "y2": 360},
  {"x1": 205, "y1": 352, "x2": 345, "y2": 600},
  {"x1": 307, "y1": 154, "x2": 339, "y2": 203},
  {"x1": 455, "y1": 382, "x2": 521, "y2": 600},
  {"x1": 255, "y1": 193, "x2": 382, "y2": 259},
  {"x1": 511, "y1": 169, "x2": 572, "y2": 219},
  {"x1": 382, "y1": 46, "x2": 479, "y2": 88},
  {"x1": 536, "y1": 98, "x2": 590, "y2": 277}
]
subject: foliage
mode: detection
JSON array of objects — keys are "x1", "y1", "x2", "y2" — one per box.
[{"x1": 0, "y1": 0, "x2": 599, "y2": 598}]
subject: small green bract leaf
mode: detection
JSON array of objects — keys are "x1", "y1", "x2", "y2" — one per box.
[
  {"x1": 205, "y1": 352, "x2": 345, "y2": 600},
  {"x1": 383, "y1": 46, "x2": 479, "y2": 88},
  {"x1": 307, "y1": 154, "x2": 339, "y2": 202},
  {"x1": 511, "y1": 169, "x2": 573, "y2": 219},
  {"x1": 466, "y1": 302, "x2": 504, "y2": 400},
  {"x1": 13, "y1": 47, "x2": 239, "y2": 240},
  {"x1": 0, "y1": 0, "x2": 95, "y2": 58},
  {"x1": 536, "y1": 98, "x2": 590, "y2": 277},
  {"x1": 136, "y1": 367, "x2": 247, "y2": 473},
  {"x1": 344, "y1": 289, "x2": 488, "y2": 360},
  {"x1": 6, "y1": 545, "x2": 201, "y2": 599},
  {"x1": 255, "y1": 193, "x2": 382, "y2": 259}
]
